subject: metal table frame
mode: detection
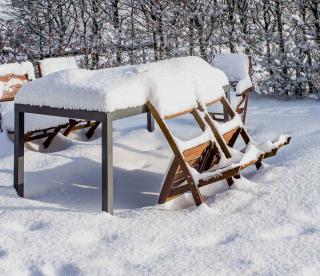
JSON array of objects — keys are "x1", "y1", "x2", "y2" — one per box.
[{"x1": 13, "y1": 85, "x2": 230, "y2": 215}]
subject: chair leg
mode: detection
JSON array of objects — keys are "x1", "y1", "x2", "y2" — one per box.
[
  {"x1": 186, "y1": 176, "x2": 203, "y2": 206},
  {"x1": 63, "y1": 120, "x2": 78, "y2": 137},
  {"x1": 188, "y1": 182, "x2": 203, "y2": 206},
  {"x1": 43, "y1": 127, "x2": 63, "y2": 148},
  {"x1": 86, "y1": 121, "x2": 100, "y2": 139},
  {"x1": 255, "y1": 162, "x2": 262, "y2": 170},
  {"x1": 226, "y1": 177, "x2": 234, "y2": 186},
  {"x1": 158, "y1": 157, "x2": 180, "y2": 204}
]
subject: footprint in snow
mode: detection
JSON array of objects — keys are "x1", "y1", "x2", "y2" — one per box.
[
  {"x1": 299, "y1": 226, "x2": 318, "y2": 236},
  {"x1": 0, "y1": 247, "x2": 6, "y2": 258},
  {"x1": 28, "y1": 221, "x2": 49, "y2": 231},
  {"x1": 219, "y1": 233, "x2": 239, "y2": 245},
  {"x1": 58, "y1": 263, "x2": 82, "y2": 276},
  {"x1": 237, "y1": 258, "x2": 253, "y2": 270}
]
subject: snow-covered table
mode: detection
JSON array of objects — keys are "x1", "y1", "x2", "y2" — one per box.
[{"x1": 13, "y1": 57, "x2": 230, "y2": 214}]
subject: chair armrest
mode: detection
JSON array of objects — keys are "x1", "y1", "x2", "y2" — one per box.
[{"x1": 236, "y1": 86, "x2": 254, "y2": 97}]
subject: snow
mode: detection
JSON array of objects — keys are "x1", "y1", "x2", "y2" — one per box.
[
  {"x1": 173, "y1": 126, "x2": 213, "y2": 152},
  {"x1": 212, "y1": 53, "x2": 253, "y2": 94},
  {"x1": 39, "y1": 56, "x2": 80, "y2": 76},
  {"x1": 214, "y1": 114, "x2": 243, "y2": 135},
  {"x1": 0, "y1": 61, "x2": 35, "y2": 80},
  {"x1": 0, "y1": 94, "x2": 320, "y2": 275},
  {"x1": 308, "y1": 93, "x2": 319, "y2": 100},
  {"x1": 15, "y1": 57, "x2": 229, "y2": 117},
  {"x1": 257, "y1": 134, "x2": 291, "y2": 153}
]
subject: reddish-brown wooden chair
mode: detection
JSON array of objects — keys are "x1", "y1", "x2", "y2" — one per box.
[
  {"x1": 148, "y1": 94, "x2": 291, "y2": 206},
  {"x1": 147, "y1": 101, "x2": 266, "y2": 206}
]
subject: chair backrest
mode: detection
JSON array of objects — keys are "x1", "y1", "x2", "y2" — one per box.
[
  {"x1": 212, "y1": 53, "x2": 252, "y2": 83},
  {"x1": 0, "y1": 61, "x2": 35, "y2": 102},
  {"x1": 38, "y1": 56, "x2": 80, "y2": 77}
]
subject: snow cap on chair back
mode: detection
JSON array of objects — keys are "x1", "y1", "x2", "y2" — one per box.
[
  {"x1": 39, "y1": 56, "x2": 80, "y2": 76},
  {"x1": 212, "y1": 53, "x2": 252, "y2": 95}
]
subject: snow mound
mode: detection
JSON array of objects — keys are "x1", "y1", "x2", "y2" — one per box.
[{"x1": 15, "y1": 57, "x2": 229, "y2": 117}]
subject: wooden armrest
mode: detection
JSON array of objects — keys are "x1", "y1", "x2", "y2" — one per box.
[{"x1": 236, "y1": 86, "x2": 254, "y2": 97}]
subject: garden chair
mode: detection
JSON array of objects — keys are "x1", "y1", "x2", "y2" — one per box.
[
  {"x1": 148, "y1": 94, "x2": 291, "y2": 205},
  {"x1": 146, "y1": 101, "x2": 265, "y2": 206},
  {"x1": 212, "y1": 53, "x2": 253, "y2": 123}
]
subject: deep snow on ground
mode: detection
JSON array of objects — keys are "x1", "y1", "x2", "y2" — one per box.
[{"x1": 0, "y1": 94, "x2": 320, "y2": 275}]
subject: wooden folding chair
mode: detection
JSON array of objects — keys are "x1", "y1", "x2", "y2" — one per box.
[
  {"x1": 147, "y1": 101, "x2": 265, "y2": 206},
  {"x1": 212, "y1": 54, "x2": 254, "y2": 124}
]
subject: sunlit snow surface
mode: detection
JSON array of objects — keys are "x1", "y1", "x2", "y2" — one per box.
[{"x1": 0, "y1": 94, "x2": 320, "y2": 275}]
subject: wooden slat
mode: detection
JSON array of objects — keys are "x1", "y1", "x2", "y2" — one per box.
[
  {"x1": 183, "y1": 141, "x2": 211, "y2": 162},
  {"x1": 164, "y1": 108, "x2": 194, "y2": 120},
  {"x1": 223, "y1": 128, "x2": 239, "y2": 144},
  {"x1": 0, "y1": 74, "x2": 28, "y2": 82}
]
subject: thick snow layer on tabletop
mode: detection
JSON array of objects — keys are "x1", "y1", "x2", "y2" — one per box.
[
  {"x1": 1, "y1": 102, "x2": 70, "y2": 132},
  {"x1": 39, "y1": 56, "x2": 80, "y2": 76},
  {"x1": 212, "y1": 53, "x2": 252, "y2": 94},
  {"x1": 15, "y1": 64, "x2": 147, "y2": 113},
  {"x1": 0, "y1": 61, "x2": 35, "y2": 80},
  {"x1": 1, "y1": 95, "x2": 320, "y2": 275},
  {"x1": 15, "y1": 56, "x2": 229, "y2": 116}
]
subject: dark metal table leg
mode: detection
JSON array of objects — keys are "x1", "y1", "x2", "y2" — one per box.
[
  {"x1": 101, "y1": 113, "x2": 113, "y2": 214},
  {"x1": 14, "y1": 109, "x2": 24, "y2": 197},
  {"x1": 147, "y1": 112, "x2": 155, "y2": 132}
]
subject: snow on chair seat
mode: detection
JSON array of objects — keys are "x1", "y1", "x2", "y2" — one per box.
[{"x1": 212, "y1": 53, "x2": 253, "y2": 123}]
